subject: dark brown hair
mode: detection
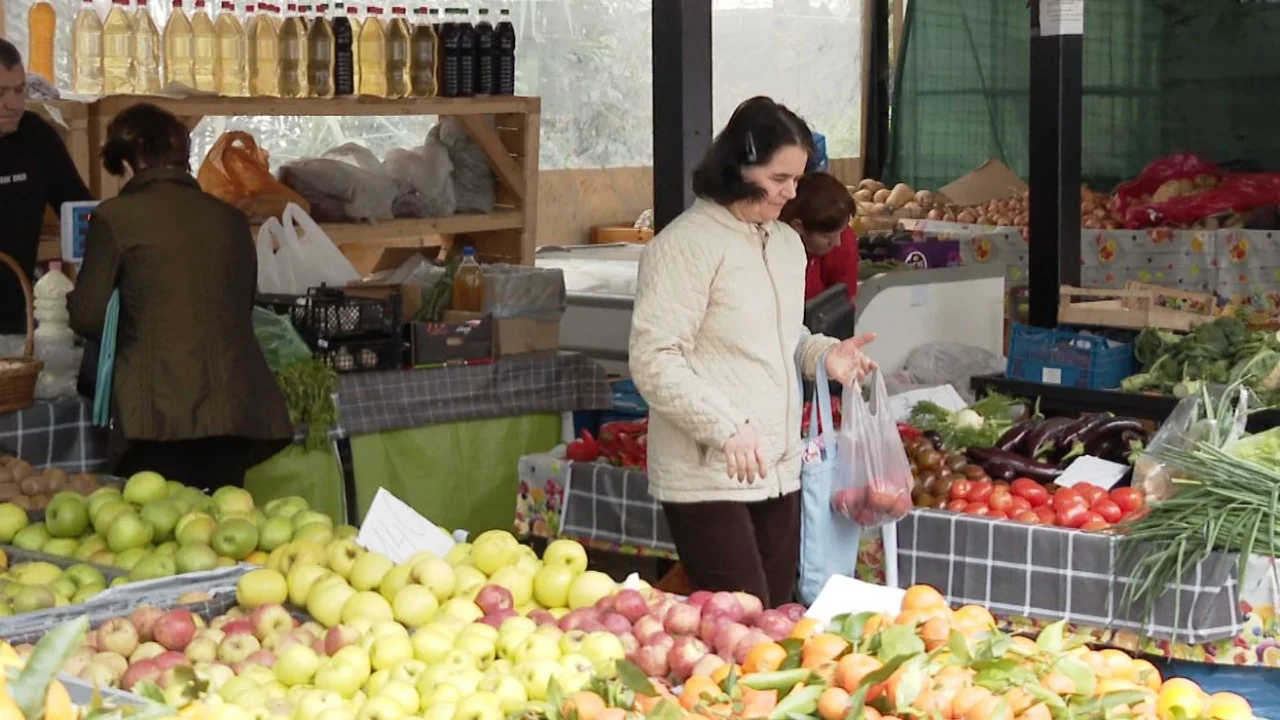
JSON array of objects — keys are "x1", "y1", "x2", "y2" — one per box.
[
  {"x1": 0, "y1": 39, "x2": 20, "y2": 70},
  {"x1": 101, "y1": 103, "x2": 192, "y2": 177},
  {"x1": 692, "y1": 96, "x2": 816, "y2": 206},
  {"x1": 780, "y1": 172, "x2": 855, "y2": 234}
]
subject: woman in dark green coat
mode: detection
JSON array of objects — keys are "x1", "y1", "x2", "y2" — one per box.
[{"x1": 68, "y1": 103, "x2": 293, "y2": 491}]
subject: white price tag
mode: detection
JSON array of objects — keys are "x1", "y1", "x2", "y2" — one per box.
[
  {"x1": 1040, "y1": 0, "x2": 1084, "y2": 37},
  {"x1": 1041, "y1": 367, "x2": 1063, "y2": 385},
  {"x1": 1055, "y1": 455, "x2": 1130, "y2": 490},
  {"x1": 356, "y1": 488, "x2": 457, "y2": 563},
  {"x1": 805, "y1": 575, "x2": 906, "y2": 625}
]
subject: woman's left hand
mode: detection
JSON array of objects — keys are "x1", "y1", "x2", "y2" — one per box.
[{"x1": 825, "y1": 332, "x2": 878, "y2": 386}]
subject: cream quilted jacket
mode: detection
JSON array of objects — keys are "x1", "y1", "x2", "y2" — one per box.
[{"x1": 629, "y1": 199, "x2": 839, "y2": 504}]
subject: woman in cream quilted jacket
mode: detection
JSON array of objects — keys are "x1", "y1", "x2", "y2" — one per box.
[{"x1": 629, "y1": 97, "x2": 877, "y2": 608}]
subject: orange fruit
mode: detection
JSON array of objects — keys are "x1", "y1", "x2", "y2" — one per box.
[
  {"x1": 563, "y1": 691, "x2": 607, "y2": 720},
  {"x1": 966, "y1": 695, "x2": 1011, "y2": 720},
  {"x1": 1130, "y1": 659, "x2": 1162, "y2": 691},
  {"x1": 834, "y1": 653, "x2": 884, "y2": 695},
  {"x1": 791, "y1": 617, "x2": 824, "y2": 641},
  {"x1": 901, "y1": 584, "x2": 948, "y2": 611},
  {"x1": 740, "y1": 688, "x2": 778, "y2": 718},
  {"x1": 919, "y1": 616, "x2": 952, "y2": 651},
  {"x1": 1098, "y1": 648, "x2": 1136, "y2": 678},
  {"x1": 862, "y1": 708, "x2": 883, "y2": 720},
  {"x1": 1021, "y1": 702, "x2": 1052, "y2": 720},
  {"x1": 894, "y1": 606, "x2": 950, "y2": 628},
  {"x1": 679, "y1": 675, "x2": 722, "y2": 711},
  {"x1": 1001, "y1": 687, "x2": 1033, "y2": 715},
  {"x1": 951, "y1": 686, "x2": 992, "y2": 719},
  {"x1": 1205, "y1": 692, "x2": 1253, "y2": 720},
  {"x1": 818, "y1": 687, "x2": 852, "y2": 720},
  {"x1": 742, "y1": 642, "x2": 788, "y2": 674},
  {"x1": 710, "y1": 662, "x2": 738, "y2": 686},
  {"x1": 1156, "y1": 679, "x2": 1206, "y2": 720},
  {"x1": 862, "y1": 613, "x2": 890, "y2": 640},
  {"x1": 595, "y1": 710, "x2": 627, "y2": 720},
  {"x1": 951, "y1": 605, "x2": 996, "y2": 633},
  {"x1": 1009, "y1": 636, "x2": 1039, "y2": 656},
  {"x1": 802, "y1": 633, "x2": 850, "y2": 669},
  {"x1": 634, "y1": 691, "x2": 674, "y2": 715},
  {"x1": 1040, "y1": 672, "x2": 1078, "y2": 696}
]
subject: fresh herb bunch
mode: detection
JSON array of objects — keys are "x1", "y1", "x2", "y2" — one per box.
[
  {"x1": 276, "y1": 359, "x2": 339, "y2": 451},
  {"x1": 905, "y1": 392, "x2": 1022, "y2": 450},
  {"x1": 1122, "y1": 316, "x2": 1280, "y2": 404}
]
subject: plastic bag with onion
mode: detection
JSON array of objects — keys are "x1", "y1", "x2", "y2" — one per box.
[{"x1": 830, "y1": 371, "x2": 915, "y2": 527}]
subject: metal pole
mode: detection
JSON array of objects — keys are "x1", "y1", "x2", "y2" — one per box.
[{"x1": 651, "y1": 0, "x2": 713, "y2": 232}]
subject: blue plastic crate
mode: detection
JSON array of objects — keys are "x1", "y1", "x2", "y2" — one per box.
[
  {"x1": 573, "y1": 379, "x2": 648, "y2": 438},
  {"x1": 1007, "y1": 324, "x2": 1135, "y2": 390}
]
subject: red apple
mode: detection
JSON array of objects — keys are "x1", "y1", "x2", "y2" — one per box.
[
  {"x1": 475, "y1": 585, "x2": 515, "y2": 615},
  {"x1": 703, "y1": 592, "x2": 745, "y2": 623},
  {"x1": 600, "y1": 613, "x2": 632, "y2": 635},
  {"x1": 594, "y1": 594, "x2": 616, "y2": 615},
  {"x1": 713, "y1": 622, "x2": 752, "y2": 657},
  {"x1": 529, "y1": 609, "x2": 557, "y2": 626},
  {"x1": 691, "y1": 653, "x2": 728, "y2": 678},
  {"x1": 646, "y1": 633, "x2": 675, "y2": 658},
  {"x1": 153, "y1": 610, "x2": 197, "y2": 651},
  {"x1": 311, "y1": 638, "x2": 327, "y2": 655},
  {"x1": 632, "y1": 615, "x2": 665, "y2": 645},
  {"x1": 324, "y1": 625, "x2": 360, "y2": 655},
  {"x1": 618, "y1": 632, "x2": 639, "y2": 656},
  {"x1": 663, "y1": 603, "x2": 701, "y2": 637},
  {"x1": 152, "y1": 650, "x2": 188, "y2": 672},
  {"x1": 480, "y1": 609, "x2": 518, "y2": 629},
  {"x1": 245, "y1": 650, "x2": 276, "y2": 666},
  {"x1": 120, "y1": 659, "x2": 161, "y2": 690},
  {"x1": 756, "y1": 610, "x2": 795, "y2": 642},
  {"x1": 221, "y1": 620, "x2": 254, "y2": 636},
  {"x1": 777, "y1": 603, "x2": 807, "y2": 622},
  {"x1": 686, "y1": 590, "x2": 713, "y2": 609},
  {"x1": 250, "y1": 604, "x2": 296, "y2": 640},
  {"x1": 612, "y1": 589, "x2": 650, "y2": 623},
  {"x1": 667, "y1": 636, "x2": 709, "y2": 682},
  {"x1": 733, "y1": 593, "x2": 764, "y2": 624},
  {"x1": 699, "y1": 613, "x2": 730, "y2": 645},
  {"x1": 130, "y1": 607, "x2": 165, "y2": 642},
  {"x1": 631, "y1": 645, "x2": 668, "y2": 678},
  {"x1": 559, "y1": 608, "x2": 600, "y2": 633},
  {"x1": 578, "y1": 619, "x2": 606, "y2": 633}
]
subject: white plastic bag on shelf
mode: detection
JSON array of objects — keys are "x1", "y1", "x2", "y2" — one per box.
[
  {"x1": 427, "y1": 117, "x2": 495, "y2": 214},
  {"x1": 384, "y1": 145, "x2": 457, "y2": 218},
  {"x1": 255, "y1": 216, "x2": 292, "y2": 294},
  {"x1": 278, "y1": 203, "x2": 362, "y2": 292},
  {"x1": 883, "y1": 342, "x2": 1005, "y2": 401},
  {"x1": 323, "y1": 143, "x2": 383, "y2": 172}
]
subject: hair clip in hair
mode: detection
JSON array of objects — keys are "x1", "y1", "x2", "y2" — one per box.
[{"x1": 745, "y1": 131, "x2": 758, "y2": 164}]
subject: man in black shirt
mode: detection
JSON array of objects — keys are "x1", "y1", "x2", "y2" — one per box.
[{"x1": 0, "y1": 39, "x2": 93, "y2": 335}]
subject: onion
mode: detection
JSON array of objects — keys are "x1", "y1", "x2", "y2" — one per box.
[
  {"x1": 943, "y1": 210, "x2": 957, "y2": 222},
  {"x1": 927, "y1": 208, "x2": 944, "y2": 220},
  {"x1": 957, "y1": 210, "x2": 977, "y2": 224}
]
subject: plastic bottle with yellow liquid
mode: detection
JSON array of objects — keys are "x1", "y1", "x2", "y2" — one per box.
[
  {"x1": 164, "y1": 0, "x2": 196, "y2": 89},
  {"x1": 27, "y1": 2, "x2": 57, "y2": 85},
  {"x1": 191, "y1": 0, "x2": 218, "y2": 92},
  {"x1": 103, "y1": 0, "x2": 136, "y2": 95},
  {"x1": 214, "y1": 0, "x2": 248, "y2": 96},
  {"x1": 72, "y1": 0, "x2": 105, "y2": 95},
  {"x1": 356, "y1": 6, "x2": 387, "y2": 98},
  {"x1": 384, "y1": 6, "x2": 411, "y2": 99},
  {"x1": 278, "y1": 3, "x2": 308, "y2": 99},
  {"x1": 409, "y1": 6, "x2": 437, "y2": 98},
  {"x1": 452, "y1": 247, "x2": 484, "y2": 313},
  {"x1": 248, "y1": 2, "x2": 281, "y2": 96},
  {"x1": 306, "y1": 4, "x2": 335, "y2": 98},
  {"x1": 131, "y1": 0, "x2": 162, "y2": 93}
]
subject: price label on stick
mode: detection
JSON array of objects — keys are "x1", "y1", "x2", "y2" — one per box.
[
  {"x1": 805, "y1": 575, "x2": 907, "y2": 625},
  {"x1": 357, "y1": 488, "x2": 456, "y2": 563},
  {"x1": 1055, "y1": 455, "x2": 1129, "y2": 491}
]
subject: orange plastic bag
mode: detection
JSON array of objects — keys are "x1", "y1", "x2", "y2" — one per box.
[{"x1": 197, "y1": 131, "x2": 311, "y2": 222}]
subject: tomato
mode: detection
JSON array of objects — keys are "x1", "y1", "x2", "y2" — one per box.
[
  {"x1": 987, "y1": 510, "x2": 1009, "y2": 521},
  {"x1": 1056, "y1": 504, "x2": 1088, "y2": 529},
  {"x1": 988, "y1": 489, "x2": 1015, "y2": 514},
  {"x1": 1052, "y1": 488, "x2": 1085, "y2": 510},
  {"x1": 1090, "y1": 498, "x2": 1124, "y2": 524},
  {"x1": 1010, "y1": 478, "x2": 1040, "y2": 496},
  {"x1": 992, "y1": 480, "x2": 1010, "y2": 491},
  {"x1": 1010, "y1": 496, "x2": 1032, "y2": 513},
  {"x1": 1081, "y1": 519, "x2": 1111, "y2": 532},
  {"x1": 1012, "y1": 510, "x2": 1040, "y2": 524},
  {"x1": 968, "y1": 480, "x2": 994, "y2": 504},
  {"x1": 1017, "y1": 484, "x2": 1051, "y2": 508},
  {"x1": 1074, "y1": 483, "x2": 1105, "y2": 506},
  {"x1": 946, "y1": 499, "x2": 968, "y2": 513},
  {"x1": 949, "y1": 479, "x2": 973, "y2": 500},
  {"x1": 1034, "y1": 506, "x2": 1057, "y2": 524},
  {"x1": 1110, "y1": 487, "x2": 1144, "y2": 514},
  {"x1": 964, "y1": 502, "x2": 991, "y2": 516},
  {"x1": 1080, "y1": 511, "x2": 1105, "y2": 525}
]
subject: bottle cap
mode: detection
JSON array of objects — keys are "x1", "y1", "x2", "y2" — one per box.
[
  {"x1": 49, "y1": 262, "x2": 62, "y2": 272},
  {"x1": 463, "y1": 247, "x2": 475, "y2": 257},
  {"x1": 172, "y1": 0, "x2": 183, "y2": 7},
  {"x1": 368, "y1": 6, "x2": 382, "y2": 14},
  {"x1": 478, "y1": 8, "x2": 489, "y2": 15}
]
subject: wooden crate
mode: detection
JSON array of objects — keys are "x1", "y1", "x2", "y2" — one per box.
[
  {"x1": 1058, "y1": 283, "x2": 1215, "y2": 332},
  {"x1": 591, "y1": 226, "x2": 653, "y2": 245}
]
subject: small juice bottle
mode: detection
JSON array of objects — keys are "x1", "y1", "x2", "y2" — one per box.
[
  {"x1": 72, "y1": 0, "x2": 105, "y2": 95},
  {"x1": 356, "y1": 6, "x2": 387, "y2": 98},
  {"x1": 27, "y1": 2, "x2": 57, "y2": 84},
  {"x1": 102, "y1": 0, "x2": 136, "y2": 95},
  {"x1": 452, "y1": 247, "x2": 484, "y2": 313}
]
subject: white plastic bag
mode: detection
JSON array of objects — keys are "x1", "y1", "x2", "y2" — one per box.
[
  {"x1": 831, "y1": 371, "x2": 914, "y2": 528},
  {"x1": 275, "y1": 203, "x2": 361, "y2": 293},
  {"x1": 255, "y1": 216, "x2": 291, "y2": 294}
]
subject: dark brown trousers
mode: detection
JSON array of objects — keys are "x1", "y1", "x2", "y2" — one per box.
[{"x1": 661, "y1": 491, "x2": 802, "y2": 608}]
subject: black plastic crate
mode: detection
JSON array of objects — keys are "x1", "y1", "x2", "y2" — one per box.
[
  {"x1": 258, "y1": 286, "x2": 401, "y2": 343},
  {"x1": 315, "y1": 334, "x2": 404, "y2": 373}
]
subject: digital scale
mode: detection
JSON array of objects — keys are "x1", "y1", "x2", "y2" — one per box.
[{"x1": 59, "y1": 201, "x2": 99, "y2": 265}]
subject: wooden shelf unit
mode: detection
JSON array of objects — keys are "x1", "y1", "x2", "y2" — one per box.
[{"x1": 40, "y1": 94, "x2": 541, "y2": 265}]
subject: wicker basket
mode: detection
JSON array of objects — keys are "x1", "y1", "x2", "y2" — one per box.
[{"x1": 0, "y1": 253, "x2": 42, "y2": 415}]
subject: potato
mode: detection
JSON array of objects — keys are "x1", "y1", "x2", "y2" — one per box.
[
  {"x1": 872, "y1": 188, "x2": 891, "y2": 204},
  {"x1": 886, "y1": 183, "x2": 915, "y2": 208},
  {"x1": 870, "y1": 203, "x2": 892, "y2": 215},
  {"x1": 853, "y1": 189, "x2": 874, "y2": 202}
]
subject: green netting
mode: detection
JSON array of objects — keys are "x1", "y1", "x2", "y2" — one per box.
[{"x1": 886, "y1": 1, "x2": 1280, "y2": 192}]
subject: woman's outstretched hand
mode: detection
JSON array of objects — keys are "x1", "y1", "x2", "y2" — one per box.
[
  {"x1": 825, "y1": 332, "x2": 878, "y2": 386},
  {"x1": 722, "y1": 423, "x2": 768, "y2": 484}
]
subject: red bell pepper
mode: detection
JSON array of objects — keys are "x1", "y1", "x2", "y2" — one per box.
[
  {"x1": 898, "y1": 422, "x2": 922, "y2": 441},
  {"x1": 566, "y1": 430, "x2": 600, "y2": 462}
]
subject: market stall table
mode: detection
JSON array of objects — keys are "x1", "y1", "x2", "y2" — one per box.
[{"x1": 0, "y1": 397, "x2": 108, "y2": 473}]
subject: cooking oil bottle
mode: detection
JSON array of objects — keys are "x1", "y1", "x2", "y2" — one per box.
[
  {"x1": 27, "y1": 2, "x2": 57, "y2": 84},
  {"x1": 408, "y1": 6, "x2": 436, "y2": 98},
  {"x1": 356, "y1": 6, "x2": 387, "y2": 97},
  {"x1": 306, "y1": 3, "x2": 335, "y2": 98},
  {"x1": 384, "y1": 6, "x2": 411, "y2": 99},
  {"x1": 72, "y1": 0, "x2": 105, "y2": 95},
  {"x1": 102, "y1": 0, "x2": 135, "y2": 95},
  {"x1": 131, "y1": 0, "x2": 162, "y2": 93},
  {"x1": 248, "y1": 2, "x2": 281, "y2": 95},
  {"x1": 191, "y1": 0, "x2": 218, "y2": 92},
  {"x1": 278, "y1": 3, "x2": 307, "y2": 98},
  {"x1": 214, "y1": 0, "x2": 248, "y2": 96},
  {"x1": 163, "y1": 0, "x2": 196, "y2": 89}
]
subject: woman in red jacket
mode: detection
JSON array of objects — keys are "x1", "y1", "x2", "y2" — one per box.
[{"x1": 780, "y1": 172, "x2": 859, "y2": 302}]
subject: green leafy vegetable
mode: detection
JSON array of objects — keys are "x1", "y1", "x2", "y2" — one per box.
[
  {"x1": 1122, "y1": 317, "x2": 1280, "y2": 406},
  {"x1": 905, "y1": 393, "x2": 1022, "y2": 450},
  {"x1": 276, "y1": 359, "x2": 339, "y2": 451}
]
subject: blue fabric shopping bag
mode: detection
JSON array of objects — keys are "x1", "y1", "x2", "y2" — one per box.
[
  {"x1": 92, "y1": 289, "x2": 120, "y2": 428},
  {"x1": 797, "y1": 356, "x2": 861, "y2": 604}
]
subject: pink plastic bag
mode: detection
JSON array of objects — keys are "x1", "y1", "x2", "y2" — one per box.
[{"x1": 830, "y1": 372, "x2": 914, "y2": 527}]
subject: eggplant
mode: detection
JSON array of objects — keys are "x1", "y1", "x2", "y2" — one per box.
[
  {"x1": 996, "y1": 420, "x2": 1038, "y2": 454},
  {"x1": 985, "y1": 461, "x2": 1016, "y2": 482},
  {"x1": 1023, "y1": 417, "x2": 1073, "y2": 458},
  {"x1": 965, "y1": 447, "x2": 1064, "y2": 485},
  {"x1": 924, "y1": 430, "x2": 945, "y2": 448},
  {"x1": 1078, "y1": 418, "x2": 1148, "y2": 449},
  {"x1": 1054, "y1": 414, "x2": 1115, "y2": 463}
]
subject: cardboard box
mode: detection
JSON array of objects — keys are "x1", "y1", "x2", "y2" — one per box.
[
  {"x1": 408, "y1": 312, "x2": 494, "y2": 367},
  {"x1": 495, "y1": 317, "x2": 561, "y2": 356},
  {"x1": 939, "y1": 158, "x2": 1029, "y2": 206},
  {"x1": 346, "y1": 250, "x2": 438, "y2": 323}
]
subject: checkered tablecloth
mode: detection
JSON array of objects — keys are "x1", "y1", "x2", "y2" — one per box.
[
  {"x1": 895, "y1": 509, "x2": 1242, "y2": 644},
  {"x1": 560, "y1": 462, "x2": 677, "y2": 555},
  {"x1": 336, "y1": 353, "x2": 613, "y2": 437},
  {"x1": 0, "y1": 398, "x2": 109, "y2": 473}
]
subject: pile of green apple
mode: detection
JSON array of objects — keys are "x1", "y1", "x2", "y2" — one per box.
[
  {"x1": 0, "y1": 471, "x2": 355, "y2": 586},
  {"x1": 0, "y1": 555, "x2": 110, "y2": 612}
]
